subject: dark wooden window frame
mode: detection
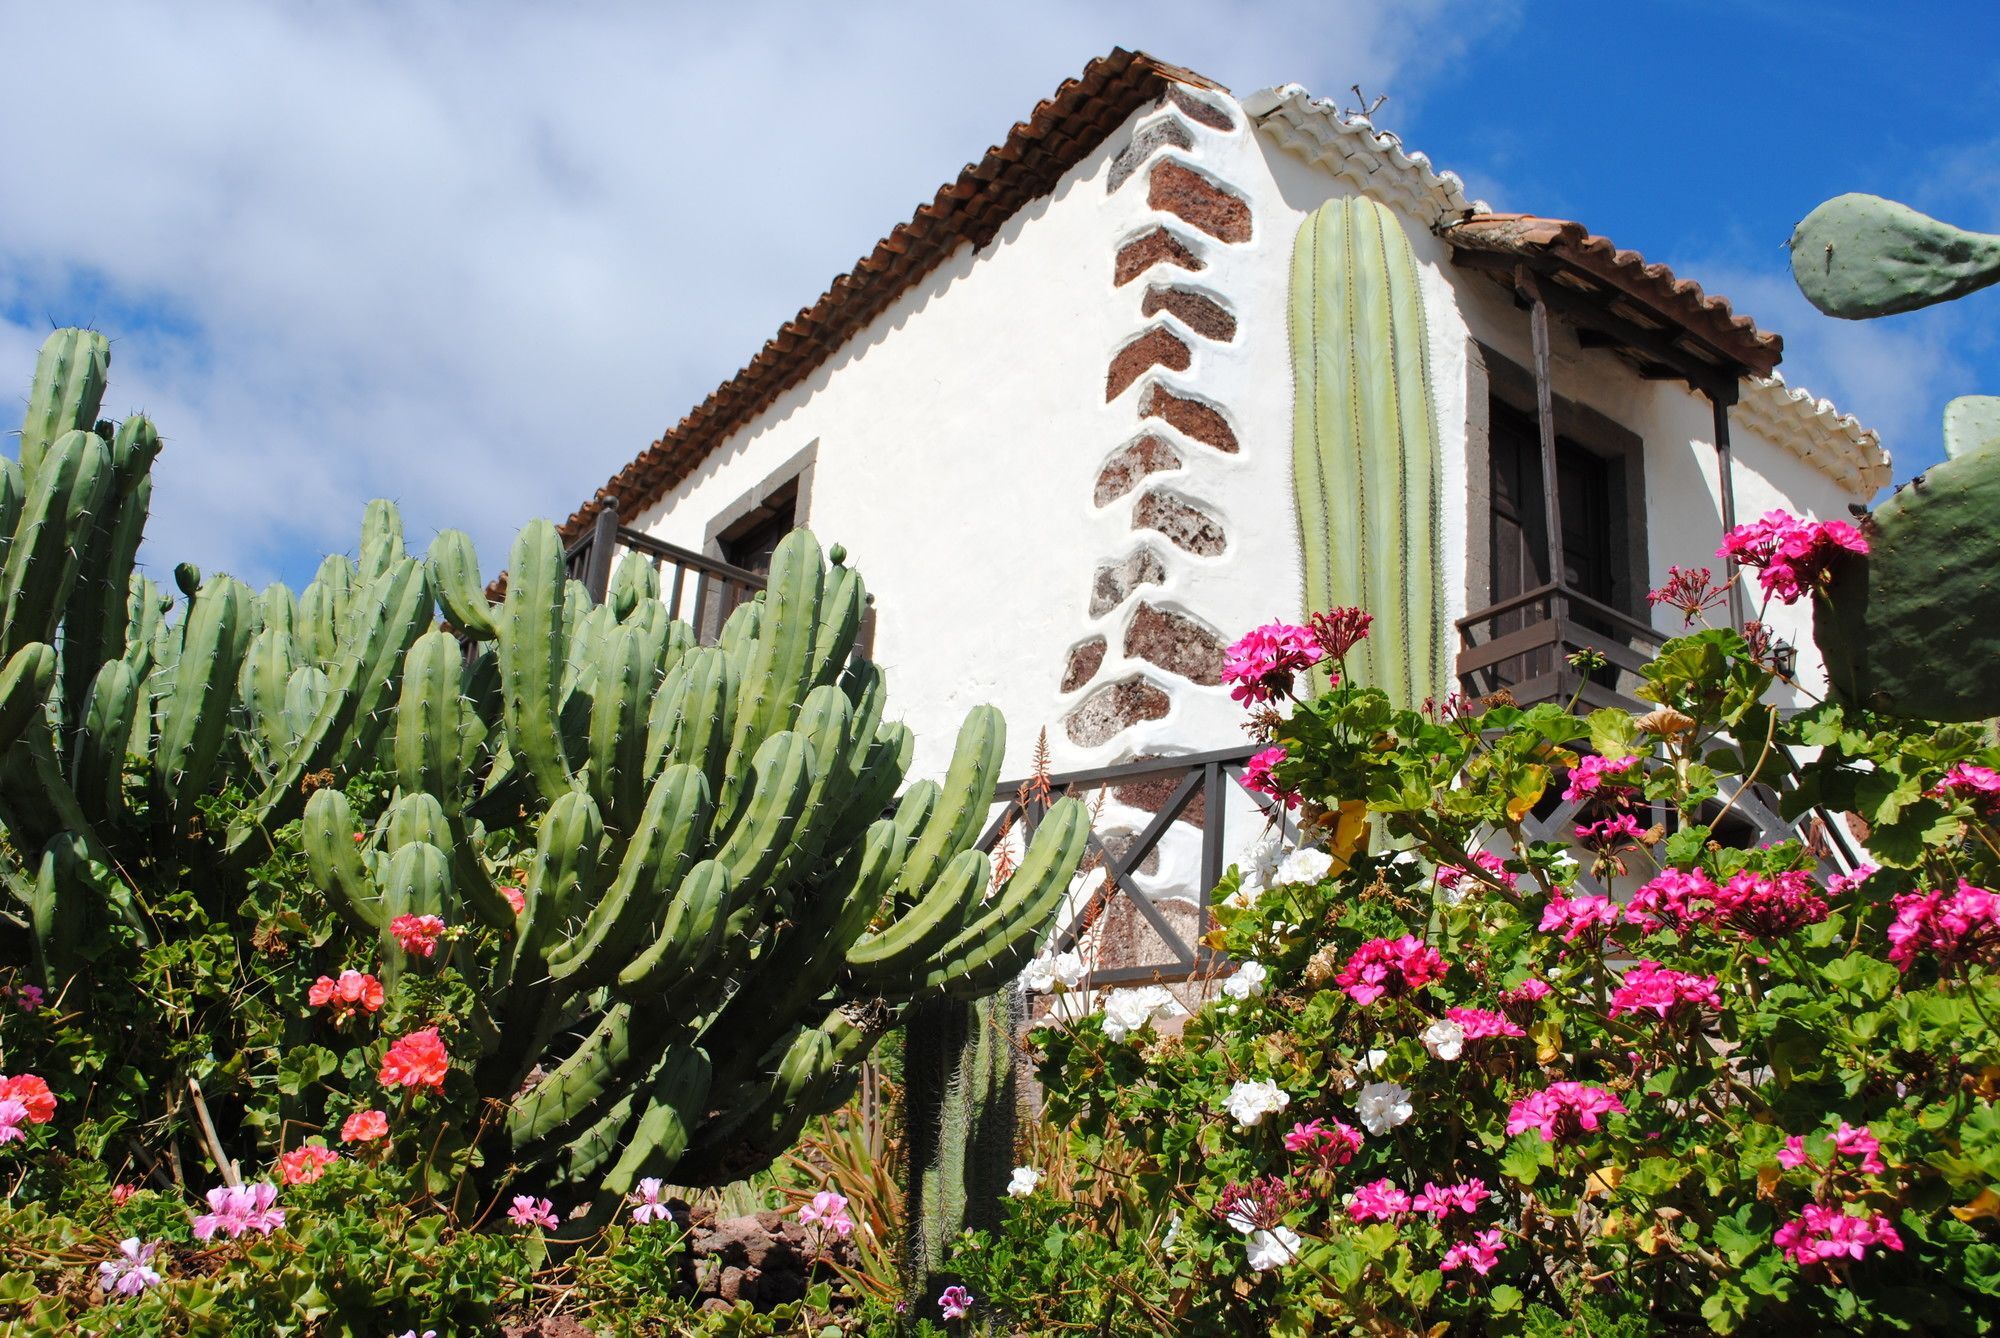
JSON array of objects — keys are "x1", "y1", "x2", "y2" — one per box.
[
  {"x1": 1467, "y1": 342, "x2": 1650, "y2": 620},
  {"x1": 699, "y1": 440, "x2": 818, "y2": 567}
]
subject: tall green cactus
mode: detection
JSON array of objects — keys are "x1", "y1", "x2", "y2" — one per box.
[
  {"x1": 1788, "y1": 195, "x2": 2000, "y2": 721},
  {"x1": 0, "y1": 329, "x2": 1091, "y2": 1201},
  {"x1": 905, "y1": 990, "x2": 1021, "y2": 1294},
  {"x1": 1289, "y1": 194, "x2": 1446, "y2": 706}
]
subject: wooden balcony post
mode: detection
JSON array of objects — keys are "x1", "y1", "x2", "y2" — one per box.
[
  {"x1": 1710, "y1": 388, "x2": 1746, "y2": 629},
  {"x1": 1518, "y1": 267, "x2": 1570, "y2": 690}
]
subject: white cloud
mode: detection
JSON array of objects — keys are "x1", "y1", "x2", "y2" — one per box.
[{"x1": 0, "y1": 1, "x2": 1510, "y2": 588}]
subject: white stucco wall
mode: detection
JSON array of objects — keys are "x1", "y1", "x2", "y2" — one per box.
[{"x1": 628, "y1": 83, "x2": 1878, "y2": 795}]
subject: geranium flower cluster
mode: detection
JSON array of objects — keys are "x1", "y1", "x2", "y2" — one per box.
[
  {"x1": 1283, "y1": 1118, "x2": 1363, "y2": 1169},
  {"x1": 1773, "y1": 1204, "x2": 1903, "y2": 1267},
  {"x1": 1932, "y1": 762, "x2": 2000, "y2": 812},
  {"x1": 1223, "y1": 1078, "x2": 1291, "y2": 1128},
  {"x1": 378, "y1": 1027, "x2": 450, "y2": 1090},
  {"x1": 1562, "y1": 753, "x2": 1638, "y2": 804},
  {"x1": 1778, "y1": 1121, "x2": 1886, "y2": 1177},
  {"x1": 1220, "y1": 622, "x2": 1324, "y2": 704},
  {"x1": 1539, "y1": 893, "x2": 1620, "y2": 943},
  {"x1": 1718, "y1": 509, "x2": 1869, "y2": 604},
  {"x1": 1214, "y1": 1177, "x2": 1303, "y2": 1273},
  {"x1": 1242, "y1": 745, "x2": 1300, "y2": 809},
  {"x1": 1505, "y1": 1082, "x2": 1626, "y2": 1143},
  {"x1": 1607, "y1": 961, "x2": 1722, "y2": 1020},
  {"x1": 1098, "y1": 985, "x2": 1186, "y2": 1042},
  {"x1": 1712, "y1": 869, "x2": 1829, "y2": 938},
  {"x1": 97, "y1": 1237, "x2": 163, "y2": 1297},
  {"x1": 389, "y1": 913, "x2": 445, "y2": 957},
  {"x1": 508, "y1": 1195, "x2": 560, "y2": 1230},
  {"x1": 1886, "y1": 879, "x2": 2000, "y2": 972},
  {"x1": 1306, "y1": 606, "x2": 1373, "y2": 661},
  {"x1": 191, "y1": 1182, "x2": 285, "y2": 1240},
  {"x1": 278, "y1": 1141, "x2": 340, "y2": 1185},
  {"x1": 798, "y1": 1190, "x2": 855, "y2": 1238},
  {"x1": 1443, "y1": 1007, "x2": 1526, "y2": 1041},
  {"x1": 1334, "y1": 935, "x2": 1448, "y2": 1005},
  {"x1": 0, "y1": 1073, "x2": 55, "y2": 1145},
  {"x1": 1645, "y1": 564, "x2": 1728, "y2": 624},
  {"x1": 306, "y1": 969, "x2": 384, "y2": 1022}
]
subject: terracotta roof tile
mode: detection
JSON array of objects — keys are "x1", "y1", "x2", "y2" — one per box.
[{"x1": 1444, "y1": 213, "x2": 1783, "y2": 376}]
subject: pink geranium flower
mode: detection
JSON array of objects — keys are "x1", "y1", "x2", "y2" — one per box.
[
  {"x1": 1440, "y1": 1228, "x2": 1504, "y2": 1276},
  {"x1": 191, "y1": 1181, "x2": 285, "y2": 1240},
  {"x1": 1575, "y1": 813, "x2": 1644, "y2": 851},
  {"x1": 307, "y1": 969, "x2": 385, "y2": 1022},
  {"x1": 1242, "y1": 746, "x2": 1301, "y2": 810},
  {"x1": 502, "y1": 884, "x2": 528, "y2": 916},
  {"x1": 1712, "y1": 869, "x2": 1828, "y2": 938},
  {"x1": 1221, "y1": 622, "x2": 1324, "y2": 704},
  {"x1": 1438, "y1": 851, "x2": 1517, "y2": 898},
  {"x1": 1500, "y1": 977, "x2": 1551, "y2": 1006},
  {"x1": 630, "y1": 1177, "x2": 672, "y2": 1225},
  {"x1": 1607, "y1": 961, "x2": 1721, "y2": 1020},
  {"x1": 1334, "y1": 936, "x2": 1448, "y2": 1006},
  {"x1": 1932, "y1": 763, "x2": 2000, "y2": 811},
  {"x1": 1773, "y1": 1204, "x2": 1903, "y2": 1266},
  {"x1": 1887, "y1": 880, "x2": 2000, "y2": 972},
  {"x1": 341, "y1": 1109, "x2": 389, "y2": 1143},
  {"x1": 1347, "y1": 1178, "x2": 1412, "y2": 1224},
  {"x1": 798, "y1": 1190, "x2": 855, "y2": 1238},
  {"x1": 1626, "y1": 869, "x2": 1719, "y2": 934},
  {"x1": 1563, "y1": 754, "x2": 1638, "y2": 804},
  {"x1": 97, "y1": 1237, "x2": 163, "y2": 1298},
  {"x1": 278, "y1": 1142, "x2": 340, "y2": 1185},
  {"x1": 1284, "y1": 1118, "x2": 1364, "y2": 1169},
  {"x1": 0, "y1": 1074, "x2": 55, "y2": 1125},
  {"x1": 508, "y1": 1195, "x2": 560, "y2": 1230},
  {"x1": 938, "y1": 1285, "x2": 974, "y2": 1321},
  {"x1": 1719, "y1": 510, "x2": 1867, "y2": 604},
  {"x1": 379, "y1": 1027, "x2": 450, "y2": 1090},
  {"x1": 389, "y1": 914, "x2": 446, "y2": 958},
  {"x1": 1411, "y1": 1178, "x2": 1490, "y2": 1220},
  {"x1": 1444, "y1": 1007, "x2": 1526, "y2": 1041},
  {"x1": 1505, "y1": 1082, "x2": 1626, "y2": 1143},
  {"x1": 1539, "y1": 894, "x2": 1620, "y2": 943}
]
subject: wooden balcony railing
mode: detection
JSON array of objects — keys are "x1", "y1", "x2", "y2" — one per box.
[
  {"x1": 563, "y1": 502, "x2": 877, "y2": 652},
  {"x1": 1455, "y1": 582, "x2": 1666, "y2": 711}
]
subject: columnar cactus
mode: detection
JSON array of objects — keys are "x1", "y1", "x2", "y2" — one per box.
[
  {"x1": 1288, "y1": 195, "x2": 1446, "y2": 706},
  {"x1": 1788, "y1": 195, "x2": 2000, "y2": 721},
  {"x1": 0, "y1": 330, "x2": 1089, "y2": 1200}
]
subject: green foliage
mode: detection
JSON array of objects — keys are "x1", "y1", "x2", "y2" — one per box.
[
  {"x1": 959, "y1": 628, "x2": 2000, "y2": 1334},
  {"x1": 0, "y1": 329, "x2": 1088, "y2": 1221}
]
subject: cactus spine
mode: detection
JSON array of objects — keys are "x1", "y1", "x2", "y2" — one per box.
[
  {"x1": 0, "y1": 329, "x2": 1091, "y2": 1201},
  {"x1": 1289, "y1": 195, "x2": 1446, "y2": 706}
]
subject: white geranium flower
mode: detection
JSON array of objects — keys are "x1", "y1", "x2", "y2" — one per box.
[
  {"x1": 1222, "y1": 886, "x2": 1255, "y2": 911},
  {"x1": 1161, "y1": 1214, "x2": 1183, "y2": 1253},
  {"x1": 1006, "y1": 1166, "x2": 1041, "y2": 1198},
  {"x1": 1245, "y1": 1226, "x2": 1302, "y2": 1272},
  {"x1": 1220, "y1": 961, "x2": 1268, "y2": 1001},
  {"x1": 1422, "y1": 1018, "x2": 1466, "y2": 1062},
  {"x1": 1021, "y1": 949, "x2": 1085, "y2": 994},
  {"x1": 1355, "y1": 1081, "x2": 1413, "y2": 1136},
  {"x1": 1339, "y1": 1047, "x2": 1391, "y2": 1091},
  {"x1": 1223, "y1": 1078, "x2": 1291, "y2": 1128},
  {"x1": 1275, "y1": 846, "x2": 1334, "y2": 887},
  {"x1": 1099, "y1": 986, "x2": 1185, "y2": 1042},
  {"x1": 1240, "y1": 832, "x2": 1284, "y2": 891}
]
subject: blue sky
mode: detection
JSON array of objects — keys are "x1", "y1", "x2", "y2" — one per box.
[{"x1": 2, "y1": 2, "x2": 1995, "y2": 590}]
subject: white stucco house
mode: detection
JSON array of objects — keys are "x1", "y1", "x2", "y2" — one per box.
[{"x1": 554, "y1": 50, "x2": 1888, "y2": 980}]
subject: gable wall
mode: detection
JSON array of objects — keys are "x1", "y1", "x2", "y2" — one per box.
[{"x1": 630, "y1": 86, "x2": 1872, "y2": 795}]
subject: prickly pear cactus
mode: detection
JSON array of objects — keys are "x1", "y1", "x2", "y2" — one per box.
[
  {"x1": 0, "y1": 329, "x2": 1092, "y2": 1204},
  {"x1": 1790, "y1": 193, "x2": 2000, "y2": 319},
  {"x1": 1814, "y1": 395, "x2": 2000, "y2": 721},
  {"x1": 1289, "y1": 195, "x2": 1446, "y2": 706},
  {"x1": 1789, "y1": 190, "x2": 2000, "y2": 720}
]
